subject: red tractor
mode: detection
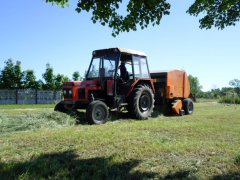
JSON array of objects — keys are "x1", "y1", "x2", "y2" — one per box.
[{"x1": 55, "y1": 48, "x2": 194, "y2": 124}]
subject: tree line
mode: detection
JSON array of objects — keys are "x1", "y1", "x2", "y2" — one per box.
[
  {"x1": 0, "y1": 59, "x2": 83, "y2": 90},
  {"x1": 1, "y1": 59, "x2": 239, "y2": 103},
  {"x1": 189, "y1": 75, "x2": 240, "y2": 103}
]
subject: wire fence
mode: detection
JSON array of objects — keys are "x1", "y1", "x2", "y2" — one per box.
[{"x1": 0, "y1": 89, "x2": 62, "y2": 104}]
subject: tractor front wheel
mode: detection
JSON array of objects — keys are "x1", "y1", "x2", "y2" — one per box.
[
  {"x1": 86, "y1": 100, "x2": 109, "y2": 124},
  {"x1": 54, "y1": 101, "x2": 67, "y2": 113},
  {"x1": 129, "y1": 85, "x2": 154, "y2": 119}
]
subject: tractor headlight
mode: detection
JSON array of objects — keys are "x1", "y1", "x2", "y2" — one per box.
[
  {"x1": 63, "y1": 90, "x2": 67, "y2": 94},
  {"x1": 69, "y1": 90, "x2": 72, "y2": 95}
]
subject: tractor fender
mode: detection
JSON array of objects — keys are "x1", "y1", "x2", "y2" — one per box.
[{"x1": 126, "y1": 79, "x2": 155, "y2": 97}]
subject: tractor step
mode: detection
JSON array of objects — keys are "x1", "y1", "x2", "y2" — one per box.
[{"x1": 119, "y1": 103, "x2": 128, "y2": 106}]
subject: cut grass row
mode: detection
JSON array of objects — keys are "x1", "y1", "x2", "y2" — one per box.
[
  {"x1": 0, "y1": 104, "x2": 55, "y2": 109},
  {"x1": 0, "y1": 102, "x2": 240, "y2": 179}
]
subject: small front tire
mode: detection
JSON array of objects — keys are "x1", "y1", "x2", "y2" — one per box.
[
  {"x1": 86, "y1": 101, "x2": 109, "y2": 124},
  {"x1": 54, "y1": 101, "x2": 67, "y2": 113}
]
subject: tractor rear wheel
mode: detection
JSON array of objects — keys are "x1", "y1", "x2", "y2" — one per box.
[
  {"x1": 183, "y1": 98, "x2": 194, "y2": 115},
  {"x1": 129, "y1": 85, "x2": 154, "y2": 119},
  {"x1": 86, "y1": 100, "x2": 109, "y2": 124}
]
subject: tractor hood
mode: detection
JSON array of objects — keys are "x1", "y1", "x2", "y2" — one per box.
[
  {"x1": 63, "y1": 80, "x2": 102, "y2": 102},
  {"x1": 63, "y1": 80, "x2": 100, "y2": 88}
]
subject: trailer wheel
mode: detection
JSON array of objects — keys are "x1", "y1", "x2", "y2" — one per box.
[
  {"x1": 183, "y1": 98, "x2": 194, "y2": 115},
  {"x1": 129, "y1": 85, "x2": 154, "y2": 119},
  {"x1": 54, "y1": 101, "x2": 67, "y2": 113},
  {"x1": 86, "y1": 101, "x2": 109, "y2": 124}
]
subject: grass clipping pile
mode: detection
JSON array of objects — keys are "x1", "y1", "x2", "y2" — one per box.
[{"x1": 0, "y1": 111, "x2": 76, "y2": 134}]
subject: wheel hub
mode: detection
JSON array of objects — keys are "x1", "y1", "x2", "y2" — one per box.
[
  {"x1": 140, "y1": 94, "x2": 151, "y2": 112},
  {"x1": 188, "y1": 102, "x2": 193, "y2": 112},
  {"x1": 94, "y1": 107, "x2": 105, "y2": 120}
]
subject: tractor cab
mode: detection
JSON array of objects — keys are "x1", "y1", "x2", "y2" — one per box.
[{"x1": 86, "y1": 48, "x2": 151, "y2": 96}]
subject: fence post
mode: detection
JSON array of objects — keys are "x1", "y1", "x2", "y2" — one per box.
[
  {"x1": 35, "y1": 89, "x2": 38, "y2": 104},
  {"x1": 15, "y1": 89, "x2": 18, "y2": 104},
  {"x1": 53, "y1": 90, "x2": 56, "y2": 104}
]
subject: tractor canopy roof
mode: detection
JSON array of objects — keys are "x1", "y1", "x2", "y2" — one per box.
[{"x1": 93, "y1": 48, "x2": 146, "y2": 57}]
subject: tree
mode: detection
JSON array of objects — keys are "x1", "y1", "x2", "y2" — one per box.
[
  {"x1": 37, "y1": 80, "x2": 44, "y2": 90},
  {"x1": 72, "y1": 71, "x2": 80, "y2": 81},
  {"x1": 187, "y1": 0, "x2": 240, "y2": 30},
  {"x1": 63, "y1": 76, "x2": 70, "y2": 83},
  {"x1": 211, "y1": 88, "x2": 221, "y2": 98},
  {"x1": 55, "y1": 74, "x2": 70, "y2": 90},
  {"x1": 188, "y1": 75, "x2": 202, "y2": 97},
  {"x1": 46, "y1": 0, "x2": 240, "y2": 36},
  {"x1": 46, "y1": 0, "x2": 171, "y2": 36},
  {"x1": 0, "y1": 59, "x2": 15, "y2": 89},
  {"x1": 220, "y1": 87, "x2": 235, "y2": 96},
  {"x1": 42, "y1": 63, "x2": 55, "y2": 90},
  {"x1": 23, "y1": 70, "x2": 40, "y2": 89},
  {"x1": 0, "y1": 59, "x2": 23, "y2": 89},
  {"x1": 229, "y1": 79, "x2": 240, "y2": 96},
  {"x1": 14, "y1": 61, "x2": 23, "y2": 88}
]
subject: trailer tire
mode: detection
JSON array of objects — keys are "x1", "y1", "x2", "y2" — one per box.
[
  {"x1": 54, "y1": 101, "x2": 68, "y2": 113},
  {"x1": 86, "y1": 100, "x2": 109, "y2": 125},
  {"x1": 129, "y1": 85, "x2": 154, "y2": 119},
  {"x1": 183, "y1": 98, "x2": 194, "y2": 115}
]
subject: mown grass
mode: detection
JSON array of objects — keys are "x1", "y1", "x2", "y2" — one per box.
[
  {"x1": 195, "y1": 98, "x2": 217, "y2": 103},
  {"x1": 0, "y1": 104, "x2": 55, "y2": 109},
  {"x1": 0, "y1": 102, "x2": 240, "y2": 179},
  {"x1": 0, "y1": 110, "x2": 76, "y2": 134}
]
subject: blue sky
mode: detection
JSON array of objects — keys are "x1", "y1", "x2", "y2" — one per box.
[{"x1": 0, "y1": 0, "x2": 239, "y2": 91}]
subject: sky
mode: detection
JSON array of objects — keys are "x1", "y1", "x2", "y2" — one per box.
[{"x1": 0, "y1": 0, "x2": 239, "y2": 91}]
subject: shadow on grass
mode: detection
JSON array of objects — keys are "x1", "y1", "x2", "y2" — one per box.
[
  {"x1": 211, "y1": 172, "x2": 240, "y2": 180},
  {"x1": 0, "y1": 150, "x2": 201, "y2": 179},
  {"x1": 69, "y1": 104, "x2": 176, "y2": 125},
  {"x1": 71, "y1": 110, "x2": 134, "y2": 125},
  {"x1": 69, "y1": 111, "x2": 88, "y2": 125},
  {"x1": 209, "y1": 155, "x2": 240, "y2": 179},
  {"x1": 0, "y1": 150, "x2": 157, "y2": 179},
  {"x1": 151, "y1": 104, "x2": 174, "y2": 118},
  {"x1": 71, "y1": 112, "x2": 131, "y2": 125}
]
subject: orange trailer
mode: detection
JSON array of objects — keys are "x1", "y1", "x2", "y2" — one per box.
[{"x1": 151, "y1": 70, "x2": 193, "y2": 115}]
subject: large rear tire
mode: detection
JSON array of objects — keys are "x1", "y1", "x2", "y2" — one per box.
[
  {"x1": 128, "y1": 85, "x2": 154, "y2": 119},
  {"x1": 86, "y1": 100, "x2": 109, "y2": 124},
  {"x1": 183, "y1": 98, "x2": 194, "y2": 115}
]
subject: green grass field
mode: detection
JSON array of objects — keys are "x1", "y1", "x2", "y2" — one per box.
[{"x1": 0, "y1": 101, "x2": 240, "y2": 179}]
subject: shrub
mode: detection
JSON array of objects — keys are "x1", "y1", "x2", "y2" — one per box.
[{"x1": 219, "y1": 96, "x2": 240, "y2": 104}]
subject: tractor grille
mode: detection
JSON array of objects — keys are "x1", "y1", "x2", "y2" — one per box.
[
  {"x1": 63, "y1": 88, "x2": 73, "y2": 99},
  {"x1": 78, "y1": 88, "x2": 85, "y2": 99}
]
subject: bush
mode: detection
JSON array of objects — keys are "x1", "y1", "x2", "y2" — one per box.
[{"x1": 219, "y1": 96, "x2": 240, "y2": 104}]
